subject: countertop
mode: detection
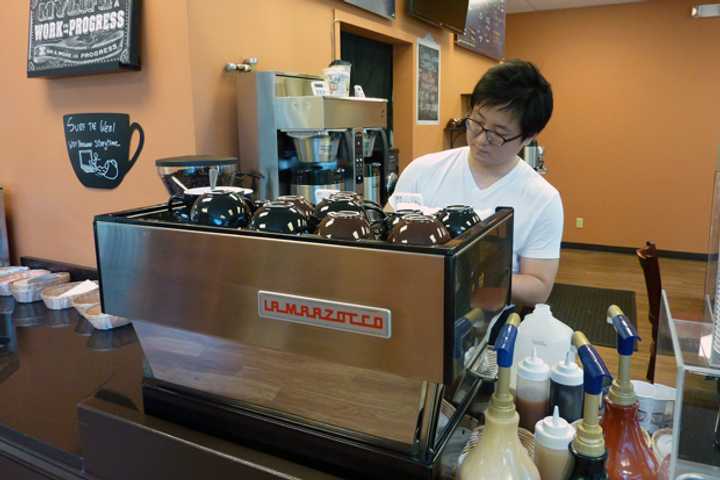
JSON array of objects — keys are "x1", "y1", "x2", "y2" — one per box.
[{"x1": 0, "y1": 295, "x2": 144, "y2": 470}]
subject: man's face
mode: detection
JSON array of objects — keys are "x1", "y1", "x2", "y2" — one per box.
[{"x1": 466, "y1": 104, "x2": 530, "y2": 167}]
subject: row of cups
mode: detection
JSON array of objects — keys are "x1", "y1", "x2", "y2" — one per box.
[{"x1": 167, "y1": 188, "x2": 483, "y2": 246}]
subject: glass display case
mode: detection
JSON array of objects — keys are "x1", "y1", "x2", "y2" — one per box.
[
  {"x1": 705, "y1": 171, "x2": 720, "y2": 366},
  {"x1": 659, "y1": 290, "x2": 720, "y2": 478}
]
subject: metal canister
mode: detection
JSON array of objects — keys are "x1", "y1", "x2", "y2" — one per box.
[
  {"x1": 291, "y1": 168, "x2": 344, "y2": 205},
  {"x1": 364, "y1": 163, "x2": 381, "y2": 205}
]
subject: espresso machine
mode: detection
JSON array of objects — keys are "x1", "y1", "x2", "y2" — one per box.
[
  {"x1": 94, "y1": 200, "x2": 514, "y2": 478},
  {"x1": 234, "y1": 71, "x2": 397, "y2": 204}
]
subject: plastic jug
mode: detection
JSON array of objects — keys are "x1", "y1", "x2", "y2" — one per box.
[{"x1": 512, "y1": 304, "x2": 573, "y2": 389}]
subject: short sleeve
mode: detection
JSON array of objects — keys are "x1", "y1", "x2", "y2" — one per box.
[{"x1": 519, "y1": 192, "x2": 564, "y2": 259}]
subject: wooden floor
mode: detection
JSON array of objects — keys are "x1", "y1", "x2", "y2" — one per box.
[{"x1": 556, "y1": 248, "x2": 706, "y2": 386}]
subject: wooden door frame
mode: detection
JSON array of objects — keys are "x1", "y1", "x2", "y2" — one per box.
[{"x1": 332, "y1": 9, "x2": 416, "y2": 165}]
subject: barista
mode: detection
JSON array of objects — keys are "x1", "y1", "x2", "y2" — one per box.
[{"x1": 388, "y1": 60, "x2": 562, "y2": 307}]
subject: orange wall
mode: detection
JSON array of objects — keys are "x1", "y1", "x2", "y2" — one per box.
[
  {"x1": 507, "y1": 0, "x2": 719, "y2": 253},
  {"x1": 185, "y1": 0, "x2": 496, "y2": 168},
  {"x1": 0, "y1": 0, "x2": 494, "y2": 267},
  {"x1": 0, "y1": 0, "x2": 197, "y2": 266}
]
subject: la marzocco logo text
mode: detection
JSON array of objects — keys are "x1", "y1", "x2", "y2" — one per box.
[{"x1": 258, "y1": 291, "x2": 391, "y2": 339}]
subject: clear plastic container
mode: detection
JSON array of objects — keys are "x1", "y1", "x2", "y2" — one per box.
[
  {"x1": 517, "y1": 348, "x2": 551, "y2": 432},
  {"x1": 155, "y1": 156, "x2": 238, "y2": 196}
]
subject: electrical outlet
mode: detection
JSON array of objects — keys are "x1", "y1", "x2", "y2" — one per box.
[{"x1": 576, "y1": 217, "x2": 584, "y2": 229}]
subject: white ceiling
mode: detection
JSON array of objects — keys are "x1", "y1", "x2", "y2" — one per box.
[{"x1": 506, "y1": 0, "x2": 647, "y2": 14}]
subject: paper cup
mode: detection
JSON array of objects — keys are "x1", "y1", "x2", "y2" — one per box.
[{"x1": 632, "y1": 380, "x2": 676, "y2": 434}]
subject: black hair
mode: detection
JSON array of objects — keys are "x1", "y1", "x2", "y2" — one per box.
[{"x1": 470, "y1": 59, "x2": 553, "y2": 140}]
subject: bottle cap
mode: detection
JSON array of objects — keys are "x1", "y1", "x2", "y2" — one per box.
[
  {"x1": 534, "y1": 406, "x2": 576, "y2": 450},
  {"x1": 518, "y1": 347, "x2": 550, "y2": 382},
  {"x1": 550, "y1": 349, "x2": 583, "y2": 386}
]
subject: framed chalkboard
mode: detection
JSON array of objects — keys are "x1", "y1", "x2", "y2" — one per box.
[
  {"x1": 416, "y1": 34, "x2": 440, "y2": 125},
  {"x1": 63, "y1": 113, "x2": 144, "y2": 189},
  {"x1": 456, "y1": 0, "x2": 505, "y2": 61},
  {"x1": 27, "y1": 0, "x2": 141, "y2": 78}
]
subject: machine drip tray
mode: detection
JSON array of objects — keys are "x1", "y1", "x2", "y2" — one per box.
[{"x1": 142, "y1": 377, "x2": 443, "y2": 479}]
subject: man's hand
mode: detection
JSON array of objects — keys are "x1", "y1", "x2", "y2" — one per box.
[{"x1": 511, "y1": 257, "x2": 559, "y2": 306}]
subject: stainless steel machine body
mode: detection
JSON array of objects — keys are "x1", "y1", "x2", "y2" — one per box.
[
  {"x1": 235, "y1": 71, "x2": 395, "y2": 203},
  {"x1": 94, "y1": 205, "x2": 514, "y2": 478}
]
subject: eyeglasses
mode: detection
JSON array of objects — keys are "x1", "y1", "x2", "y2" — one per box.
[{"x1": 465, "y1": 117, "x2": 523, "y2": 146}]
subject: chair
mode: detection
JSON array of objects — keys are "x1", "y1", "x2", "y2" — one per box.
[{"x1": 636, "y1": 242, "x2": 662, "y2": 383}]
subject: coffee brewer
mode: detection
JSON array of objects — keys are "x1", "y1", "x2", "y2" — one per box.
[
  {"x1": 234, "y1": 71, "x2": 397, "y2": 204},
  {"x1": 521, "y1": 139, "x2": 546, "y2": 174}
]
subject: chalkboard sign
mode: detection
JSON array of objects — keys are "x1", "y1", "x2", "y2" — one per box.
[
  {"x1": 27, "y1": 0, "x2": 141, "y2": 78},
  {"x1": 63, "y1": 113, "x2": 144, "y2": 189},
  {"x1": 416, "y1": 35, "x2": 440, "y2": 125},
  {"x1": 456, "y1": 0, "x2": 505, "y2": 61}
]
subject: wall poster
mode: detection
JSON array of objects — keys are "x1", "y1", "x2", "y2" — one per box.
[
  {"x1": 27, "y1": 0, "x2": 142, "y2": 78},
  {"x1": 416, "y1": 34, "x2": 440, "y2": 125}
]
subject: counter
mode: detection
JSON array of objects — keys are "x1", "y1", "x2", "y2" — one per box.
[{"x1": 0, "y1": 277, "x2": 343, "y2": 479}]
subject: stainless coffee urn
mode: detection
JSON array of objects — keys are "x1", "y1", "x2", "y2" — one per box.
[{"x1": 234, "y1": 71, "x2": 397, "y2": 204}]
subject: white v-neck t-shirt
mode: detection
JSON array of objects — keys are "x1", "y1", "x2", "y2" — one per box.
[{"x1": 388, "y1": 146, "x2": 564, "y2": 273}]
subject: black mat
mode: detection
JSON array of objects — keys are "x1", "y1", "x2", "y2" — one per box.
[{"x1": 546, "y1": 283, "x2": 638, "y2": 349}]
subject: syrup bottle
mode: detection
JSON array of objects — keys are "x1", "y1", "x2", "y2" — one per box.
[
  {"x1": 600, "y1": 305, "x2": 659, "y2": 480},
  {"x1": 568, "y1": 331, "x2": 613, "y2": 480},
  {"x1": 458, "y1": 313, "x2": 540, "y2": 480}
]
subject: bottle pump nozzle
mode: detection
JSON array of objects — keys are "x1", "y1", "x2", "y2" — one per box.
[
  {"x1": 607, "y1": 305, "x2": 641, "y2": 406},
  {"x1": 491, "y1": 313, "x2": 521, "y2": 418},
  {"x1": 572, "y1": 331, "x2": 612, "y2": 458}
]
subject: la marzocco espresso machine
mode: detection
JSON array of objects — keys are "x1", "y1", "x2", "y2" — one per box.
[
  {"x1": 94, "y1": 200, "x2": 514, "y2": 479},
  {"x1": 234, "y1": 70, "x2": 397, "y2": 205}
]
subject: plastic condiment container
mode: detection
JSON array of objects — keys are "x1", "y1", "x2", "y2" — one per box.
[
  {"x1": 550, "y1": 349, "x2": 584, "y2": 423},
  {"x1": 517, "y1": 348, "x2": 551, "y2": 432},
  {"x1": 513, "y1": 304, "x2": 573, "y2": 389},
  {"x1": 534, "y1": 406, "x2": 576, "y2": 480}
]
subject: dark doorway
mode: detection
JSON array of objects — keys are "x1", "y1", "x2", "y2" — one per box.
[{"x1": 340, "y1": 31, "x2": 394, "y2": 137}]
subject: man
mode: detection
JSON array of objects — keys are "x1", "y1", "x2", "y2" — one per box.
[{"x1": 389, "y1": 60, "x2": 562, "y2": 306}]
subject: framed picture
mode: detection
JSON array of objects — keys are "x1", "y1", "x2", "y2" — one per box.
[
  {"x1": 416, "y1": 34, "x2": 440, "y2": 125},
  {"x1": 456, "y1": 0, "x2": 505, "y2": 60},
  {"x1": 343, "y1": 0, "x2": 396, "y2": 20},
  {"x1": 27, "y1": 0, "x2": 142, "y2": 78}
]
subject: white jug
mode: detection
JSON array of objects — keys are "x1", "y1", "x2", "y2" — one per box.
[{"x1": 512, "y1": 304, "x2": 573, "y2": 389}]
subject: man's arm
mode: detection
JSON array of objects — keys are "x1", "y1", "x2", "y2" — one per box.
[{"x1": 512, "y1": 257, "x2": 559, "y2": 306}]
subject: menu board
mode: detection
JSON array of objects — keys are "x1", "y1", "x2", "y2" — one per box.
[
  {"x1": 456, "y1": 0, "x2": 505, "y2": 60},
  {"x1": 63, "y1": 113, "x2": 144, "y2": 189},
  {"x1": 27, "y1": 0, "x2": 141, "y2": 78},
  {"x1": 417, "y1": 35, "x2": 440, "y2": 125}
]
